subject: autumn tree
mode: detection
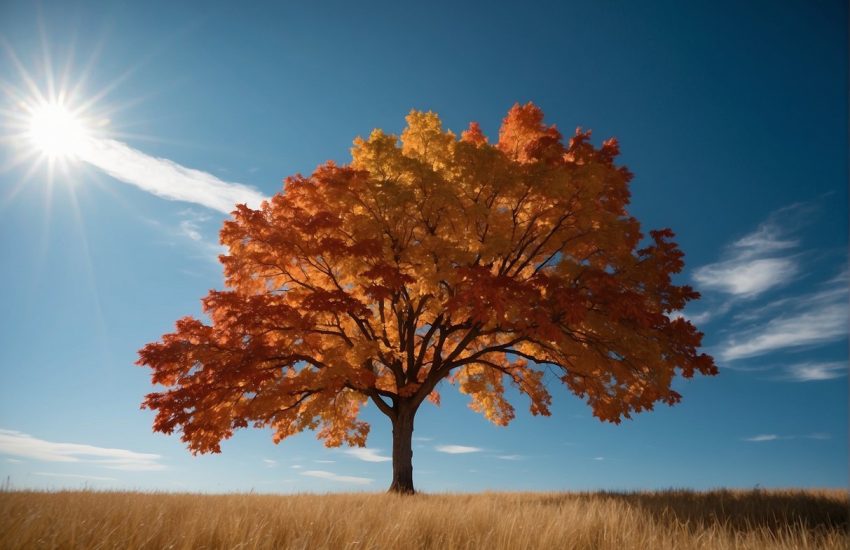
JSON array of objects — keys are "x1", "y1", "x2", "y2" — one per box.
[{"x1": 137, "y1": 103, "x2": 716, "y2": 494}]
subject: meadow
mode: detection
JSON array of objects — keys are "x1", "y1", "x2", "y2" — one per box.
[{"x1": 1, "y1": 488, "x2": 847, "y2": 549}]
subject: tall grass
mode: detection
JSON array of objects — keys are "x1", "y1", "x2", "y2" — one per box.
[{"x1": 1, "y1": 489, "x2": 847, "y2": 549}]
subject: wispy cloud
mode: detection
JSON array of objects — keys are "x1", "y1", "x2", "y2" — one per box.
[
  {"x1": 412, "y1": 436, "x2": 434, "y2": 442},
  {"x1": 173, "y1": 209, "x2": 227, "y2": 264},
  {"x1": 496, "y1": 454, "x2": 523, "y2": 460},
  {"x1": 262, "y1": 459, "x2": 277, "y2": 468},
  {"x1": 300, "y1": 470, "x2": 373, "y2": 485},
  {"x1": 344, "y1": 448, "x2": 391, "y2": 463},
  {"x1": 0, "y1": 429, "x2": 165, "y2": 471},
  {"x1": 670, "y1": 309, "x2": 715, "y2": 326},
  {"x1": 314, "y1": 459, "x2": 336, "y2": 464},
  {"x1": 81, "y1": 138, "x2": 267, "y2": 214},
  {"x1": 181, "y1": 222, "x2": 203, "y2": 242},
  {"x1": 742, "y1": 433, "x2": 830, "y2": 442},
  {"x1": 732, "y1": 224, "x2": 799, "y2": 256},
  {"x1": 692, "y1": 205, "x2": 807, "y2": 298},
  {"x1": 694, "y1": 258, "x2": 797, "y2": 298},
  {"x1": 435, "y1": 445, "x2": 482, "y2": 454},
  {"x1": 782, "y1": 361, "x2": 847, "y2": 382},
  {"x1": 719, "y1": 282, "x2": 848, "y2": 361},
  {"x1": 742, "y1": 434, "x2": 779, "y2": 442},
  {"x1": 34, "y1": 472, "x2": 117, "y2": 481},
  {"x1": 179, "y1": 218, "x2": 204, "y2": 241}
]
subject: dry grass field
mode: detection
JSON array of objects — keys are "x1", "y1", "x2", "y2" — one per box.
[{"x1": 1, "y1": 489, "x2": 847, "y2": 549}]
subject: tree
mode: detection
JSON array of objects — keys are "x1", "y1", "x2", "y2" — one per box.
[{"x1": 137, "y1": 103, "x2": 717, "y2": 494}]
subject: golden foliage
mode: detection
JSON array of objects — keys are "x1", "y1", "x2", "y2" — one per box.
[{"x1": 137, "y1": 103, "x2": 716, "y2": 455}]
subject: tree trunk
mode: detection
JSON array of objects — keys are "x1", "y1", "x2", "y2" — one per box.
[{"x1": 388, "y1": 406, "x2": 415, "y2": 494}]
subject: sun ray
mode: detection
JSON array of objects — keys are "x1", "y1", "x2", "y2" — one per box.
[
  {"x1": 57, "y1": 31, "x2": 78, "y2": 104},
  {"x1": 0, "y1": 37, "x2": 48, "y2": 106},
  {"x1": 65, "y1": 176, "x2": 110, "y2": 357},
  {"x1": 0, "y1": 153, "x2": 43, "y2": 208},
  {"x1": 37, "y1": 9, "x2": 57, "y2": 102}
]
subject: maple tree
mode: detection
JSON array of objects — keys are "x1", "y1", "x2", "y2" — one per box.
[{"x1": 138, "y1": 103, "x2": 717, "y2": 494}]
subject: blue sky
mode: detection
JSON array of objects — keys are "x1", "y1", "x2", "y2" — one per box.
[{"x1": 0, "y1": 0, "x2": 846, "y2": 493}]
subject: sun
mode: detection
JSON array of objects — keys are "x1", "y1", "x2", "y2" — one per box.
[{"x1": 26, "y1": 101, "x2": 92, "y2": 160}]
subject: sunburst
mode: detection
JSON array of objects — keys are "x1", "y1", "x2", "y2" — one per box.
[
  {"x1": 25, "y1": 100, "x2": 93, "y2": 160},
  {"x1": 0, "y1": 42, "x2": 111, "y2": 199}
]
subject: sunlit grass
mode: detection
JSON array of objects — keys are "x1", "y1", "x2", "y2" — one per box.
[{"x1": 1, "y1": 488, "x2": 847, "y2": 549}]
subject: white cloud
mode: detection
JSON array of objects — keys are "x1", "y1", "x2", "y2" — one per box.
[
  {"x1": 290, "y1": 464, "x2": 302, "y2": 469},
  {"x1": 179, "y1": 219, "x2": 203, "y2": 241},
  {"x1": 716, "y1": 265, "x2": 848, "y2": 362},
  {"x1": 670, "y1": 309, "x2": 714, "y2": 325},
  {"x1": 344, "y1": 448, "x2": 391, "y2": 462},
  {"x1": 742, "y1": 434, "x2": 779, "y2": 442},
  {"x1": 731, "y1": 223, "x2": 798, "y2": 257},
  {"x1": 34, "y1": 472, "x2": 117, "y2": 481},
  {"x1": 692, "y1": 206, "x2": 808, "y2": 298},
  {"x1": 496, "y1": 454, "x2": 523, "y2": 460},
  {"x1": 593, "y1": 456, "x2": 605, "y2": 461},
  {"x1": 263, "y1": 459, "x2": 277, "y2": 467},
  {"x1": 693, "y1": 258, "x2": 797, "y2": 297},
  {"x1": 731, "y1": 295, "x2": 799, "y2": 324},
  {"x1": 81, "y1": 138, "x2": 267, "y2": 214},
  {"x1": 314, "y1": 459, "x2": 336, "y2": 464},
  {"x1": 783, "y1": 361, "x2": 847, "y2": 382},
  {"x1": 744, "y1": 433, "x2": 830, "y2": 442},
  {"x1": 300, "y1": 470, "x2": 373, "y2": 485},
  {"x1": 0, "y1": 429, "x2": 165, "y2": 471},
  {"x1": 435, "y1": 445, "x2": 482, "y2": 454},
  {"x1": 720, "y1": 297, "x2": 847, "y2": 361},
  {"x1": 173, "y1": 210, "x2": 227, "y2": 263},
  {"x1": 6, "y1": 458, "x2": 22, "y2": 463},
  {"x1": 412, "y1": 436, "x2": 434, "y2": 442}
]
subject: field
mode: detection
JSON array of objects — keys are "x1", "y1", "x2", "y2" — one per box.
[{"x1": 1, "y1": 489, "x2": 847, "y2": 549}]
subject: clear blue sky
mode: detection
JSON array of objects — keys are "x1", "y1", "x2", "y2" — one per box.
[{"x1": 0, "y1": 0, "x2": 846, "y2": 493}]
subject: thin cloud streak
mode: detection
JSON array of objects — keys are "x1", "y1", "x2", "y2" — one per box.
[
  {"x1": 344, "y1": 448, "x2": 391, "y2": 462},
  {"x1": 175, "y1": 209, "x2": 227, "y2": 263},
  {"x1": 742, "y1": 434, "x2": 779, "y2": 442},
  {"x1": 783, "y1": 361, "x2": 847, "y2": 382},
  {"x1": 81, "y1": 138, "x2": 267, "y2": 214},
  {"x1": 720, "y1": 285, "x2": 848, "y2": 361},
  {"x1": 300, "y1": 469, "x2": 373, "y2": 485},
  {"x1": 34, "y1": 472, "x2": 117, "y2": 481},
  {"x1": 0, "y1": 429, "x2": 165, "y2": 471},
  {"x1": 435, "y1": 445, "x2": 482, "y2": 454},
  {"x1": 743, "y1": 433, "x2": 831, "y2": 442},
  {"x1": 179, "y1": 219, "x2": 203, "y2": 241}
]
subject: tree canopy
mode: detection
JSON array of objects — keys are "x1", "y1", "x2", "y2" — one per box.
[{"x1": 138, "y1": 103, "x2": 716, "y2": 493}]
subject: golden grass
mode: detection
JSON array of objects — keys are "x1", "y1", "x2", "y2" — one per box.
[{"x1": 1, "y1": 489, "x2": 847, "y2": 549}]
